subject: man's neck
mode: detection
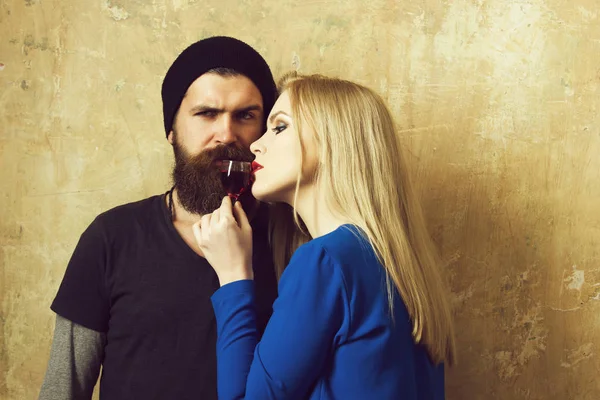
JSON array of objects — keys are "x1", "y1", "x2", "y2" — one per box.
[
  {"x1": 169, "y1": 188, "x2": 202, "y2": 225},
  {"x1": 167, "y1": 187, "x2": 260, "y2": 225}
]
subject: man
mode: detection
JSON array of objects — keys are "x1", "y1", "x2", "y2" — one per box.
[{"x1": 39, "y1": 36, "x2": 278, "y2": 400}]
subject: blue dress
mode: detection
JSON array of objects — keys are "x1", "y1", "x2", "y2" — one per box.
[{"x1": 211, "y1": 225, "x2": 445, "y2": 399}]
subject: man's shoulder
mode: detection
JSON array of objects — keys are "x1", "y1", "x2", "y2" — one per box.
[
  {"x1": 92, "y1": 194, "x2": 165, "y2": 232},
  {"x1": 99, "y1": 194, "x2": 162, "y2": 217}
]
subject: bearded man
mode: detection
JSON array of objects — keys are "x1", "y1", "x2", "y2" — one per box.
[{"x1": 39, "y1": 36, "x2": 278, "y2": 400}]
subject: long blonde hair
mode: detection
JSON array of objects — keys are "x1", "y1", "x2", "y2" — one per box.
[{"x1": 268, "y1": 72, "x2": 456, "y2": 365}]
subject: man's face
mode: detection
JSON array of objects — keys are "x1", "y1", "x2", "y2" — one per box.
[
  {"x1": 167, "y1": 72, "x2": 264, "y2": 154},
  {"x1": 169, "y1": 73, "x2": 265, "y2": 215}
]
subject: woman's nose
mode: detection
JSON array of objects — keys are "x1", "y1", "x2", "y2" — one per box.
[{"x1": 250, "y1": 137, "x2": 265, "y2": 155}]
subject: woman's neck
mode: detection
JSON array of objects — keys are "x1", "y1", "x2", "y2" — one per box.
[{"x1": 293, "y1": 186, "x2": 350, "y2": 239}]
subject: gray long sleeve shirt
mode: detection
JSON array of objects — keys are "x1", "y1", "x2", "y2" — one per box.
[{"x1": 39, "y1": 315, "x2": 106, "y2": 400}]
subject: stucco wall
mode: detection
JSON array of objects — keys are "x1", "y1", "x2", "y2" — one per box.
[{"x1": 1, "y1": 0, "x2": 598, "y2": 399}]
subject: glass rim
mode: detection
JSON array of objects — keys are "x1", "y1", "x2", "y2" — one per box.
[{"x1": 215, "y1": 159, "x2": 252, "y2": 173}]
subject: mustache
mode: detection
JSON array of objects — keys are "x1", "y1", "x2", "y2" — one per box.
[
  {"x1": 184, "y1": 144, "x2": 254, "y2": 168},
  {"x1": 171, "y1": 142, "x2": 255, "y2": 215}
]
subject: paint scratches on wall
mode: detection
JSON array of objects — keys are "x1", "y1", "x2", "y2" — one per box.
[
  {"x1": 553, "y1": 266, "x2": 600, "y2": 312},
  {"x1": 564, "y1": 265, "x2": 585, "y2": 291},
  {"x1": 412, "y1": 10, "x2": 426, "y2": 30},
  {"x1": 433, "y1": 0, "x2": 549, "y2": 145},
  {"x1": 292, "y1": 52, "x2": 301, "y2": 70},
  {"x1": 22, "y1": 35, "x2": 50, "y2": 56},
  {"x1": 0, "y1": 63, "x2": 5, "y2": 71},
  {"x1": 577, "y1": 6, "x2": 598, "y2": 23},
  {"x1": 515, "y1": 304, "x2": 547, "y2": 364},
  {"x1": 561, "y1": 343, "x2": 594, "y2": 368},
  {"x1": 115, "y1": 80, "x2": 126, "y2": 92},
  {"x1": 104, "y1": 1, "x2": 129, "y2": 21},
  {"x1": 494, "y1": 351, "x2": 517, "y2": 379},
  {"x1": 171, "y1": 0, "x2": 184, "y2": 11},
  {"x1": 494, "y1": 303, "x2": 548, "y2": 380},
  {"x1": 451, "y1": 284, "x2": 474, "y2": 307}
]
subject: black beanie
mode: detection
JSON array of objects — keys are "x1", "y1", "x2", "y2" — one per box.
[{"x1": 161, "y1": 36, "x2": 277, "y2": 137}]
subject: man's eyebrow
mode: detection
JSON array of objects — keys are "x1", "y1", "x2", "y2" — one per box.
[
  {"x1": 189, "y1": 104, "x2": 223, "y2": 114},
  {"x1": 189, "y1": 104, "x2": 263, "y2": 114},
  {"x1": 268, "y1": 110, "x2": 291, "y2": 124},
  {"x1": 235, "y1": 104, "x2": 263, "y2": 114}
]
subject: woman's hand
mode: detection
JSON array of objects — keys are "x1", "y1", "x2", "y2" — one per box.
[{"x1": 192, "y1": 197, "x2": 254, "y2": 286}]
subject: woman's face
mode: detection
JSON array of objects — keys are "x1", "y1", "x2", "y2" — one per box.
[{"x1": 250, "y1": 91, "x2": 318, "y2": 205}]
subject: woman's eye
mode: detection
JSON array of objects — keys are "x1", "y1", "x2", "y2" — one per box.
[{"x1": 272, "y1": 124, "x2": 287, "y2": 134}]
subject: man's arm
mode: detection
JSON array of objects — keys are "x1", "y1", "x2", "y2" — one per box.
[{"x1": 38, "y1": 314, "x2": 106, "y2": 400}]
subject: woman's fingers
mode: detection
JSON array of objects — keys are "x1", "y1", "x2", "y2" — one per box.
[
  {"x1": 219, "y1": 196, "x2": 234, "y2": 221},
  {"x1": 200, "y1": 213, "x2": 211, "y2": 242},
  {"x1": 233, "y1": 201, "x2": 250, "y2": 233},
  {"x1": 195, "y1": 198, "x2": 245, "y2": 253},
  {"x1": 210, "y1": 209, "x2": 221, "y2": 230},
  {"x1": 192, "y1": 220, "x2": 202, "y2": 246}
]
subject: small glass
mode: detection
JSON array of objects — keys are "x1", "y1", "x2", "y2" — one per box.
[{"x1": 215, "y1": 160, "x2": 252, "y2": 202}]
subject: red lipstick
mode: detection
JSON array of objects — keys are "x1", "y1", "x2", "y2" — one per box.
[{"x1": 251, "y1": 161, "x2": 263, "y2": 173}]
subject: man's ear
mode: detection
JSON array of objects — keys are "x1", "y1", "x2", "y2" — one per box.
[{"x1": 167, "y1": 130, "x2": 174, "y2": 145}]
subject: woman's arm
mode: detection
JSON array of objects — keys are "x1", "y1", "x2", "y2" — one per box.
[{"x1": 211, "y1": 244, "x2": 348, "y2": 399}]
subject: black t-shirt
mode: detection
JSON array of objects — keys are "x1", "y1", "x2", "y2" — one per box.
[{"x1": 51, "y1": 194, "x2": 278, "y2": 399}]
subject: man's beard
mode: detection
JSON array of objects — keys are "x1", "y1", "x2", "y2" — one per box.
[{"x1": 171, "y1": 137, "x2": 256, "y2": 215}]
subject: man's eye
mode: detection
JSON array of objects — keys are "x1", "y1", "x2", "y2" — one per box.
[
  {"x1": 196, "y1": 111, "x2": 217, "y2": 118},
  {"x1": 238, "y1": 112, "x2": 256, "y2": 121},
  {"x1": 272, "y1": 124, "x2": 287, "y2": 134}
]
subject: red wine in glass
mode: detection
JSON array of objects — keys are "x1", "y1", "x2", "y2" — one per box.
[{"x1": 216, "y1": 160, "x2": 252, "y2": 202}]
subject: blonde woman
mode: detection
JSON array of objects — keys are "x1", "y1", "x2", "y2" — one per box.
[{"x1": 193, "y1": 73, "x2": 456, "y2": 399}]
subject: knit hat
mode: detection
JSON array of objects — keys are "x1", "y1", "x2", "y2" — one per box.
[{"x1": 161, "y1": 36, "x2": 277, "y2": 137}]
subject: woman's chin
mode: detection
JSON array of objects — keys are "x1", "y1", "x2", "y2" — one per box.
[
  {"x1": 250, "y1": 185, "x2": 267, "y2": 202},
  {"x1": 251, "y1": 185, "x2": 280, "y2": 203}
]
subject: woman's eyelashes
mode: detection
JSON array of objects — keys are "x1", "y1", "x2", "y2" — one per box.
[{"x1": 272, "y1": 122, "x2": 288, "y2": 135}]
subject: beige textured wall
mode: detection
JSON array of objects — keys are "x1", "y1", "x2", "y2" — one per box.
[{"x1": 1, "y1": 0, "x2": 599, "y2": 399}]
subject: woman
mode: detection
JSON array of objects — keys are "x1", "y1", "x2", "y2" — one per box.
[{"x1": 193, "y1": 73, "x2": 456, "y2": 399}]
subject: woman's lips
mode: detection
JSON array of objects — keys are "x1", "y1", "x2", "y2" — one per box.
[{"x1": 251, "y1": 161, "x2": 263, "y2": 173}]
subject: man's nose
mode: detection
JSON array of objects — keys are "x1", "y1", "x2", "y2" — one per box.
[{"x1": 216, "y1": 115, "x2": 236, "y2": 145}]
